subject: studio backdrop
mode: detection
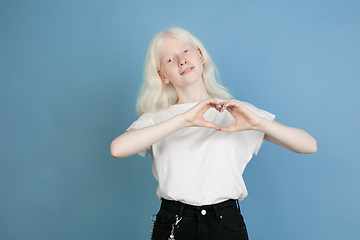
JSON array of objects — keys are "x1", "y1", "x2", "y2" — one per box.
[{"x1": 1, "y1": 0, "x2": 359, "y2": 239}]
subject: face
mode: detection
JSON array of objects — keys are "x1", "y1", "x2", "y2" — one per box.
[{"x1": 158, "y1": 36, "x2": 204, "y2": 89}]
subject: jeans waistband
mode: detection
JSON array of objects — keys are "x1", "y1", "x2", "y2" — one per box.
[{"x1": 160, "y1": 199, "x2": 240, "y2": 220}]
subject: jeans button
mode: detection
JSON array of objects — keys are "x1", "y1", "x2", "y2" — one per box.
[{"x1": 201, "y1": 209, "x2": 206, "y2": 215}]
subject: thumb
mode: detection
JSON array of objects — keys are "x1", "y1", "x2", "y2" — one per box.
[
  {"x1": 219, "y1": 126, "x2": 238, "y2": 132},
  {"x1": 202, "y1": 121, "x2": 220, "y2": 130}
]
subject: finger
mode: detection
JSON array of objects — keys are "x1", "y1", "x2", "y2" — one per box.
[
  {"x1": 219, "y1": 126, "x2": 239, "y2": 132},
  {"x1": 219, "y1": 100, "x2": 236, "y2": 113},
  {"x1": 223, "y1": 102, "x2": 246, "y2": 115},
  {"x1": 190, "y1": 100, "x2": 211, "y2": 114},
  {"x1": 220, "y1": 100, "x2": 236, "y2": 105},
  {"x1": 222, "y1": 101, "x2": 241, "y2": 109},
  {"x1": 218, "y1": 102, "x2": 225, "y2": 112},
  {"x1": 199, "y1": 103, "x2": 213, "y2": 115},
  {"x1": 205, "y1": 98, "x2": 221, "y2": 109},
  {"x1": 206, "y1": 98, "x2": 220, "y2": 107},
  {"x1": 213, "y1": 102, "x2": 222, "y2": 112},
  {"x1": 199, "y1": 99, "x2": 221, "y2": 114},
  {"x1": 203, "y1": 98, "x2": 223, "y2": 112}
]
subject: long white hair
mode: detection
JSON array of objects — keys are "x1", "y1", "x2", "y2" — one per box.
[{"x1": 136, "y1": 28, "x2": 232, "y2": 115}]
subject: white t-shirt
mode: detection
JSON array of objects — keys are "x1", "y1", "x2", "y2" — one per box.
[{"x1": 127, "y1": 100, "x2": 275, "y2": 206}]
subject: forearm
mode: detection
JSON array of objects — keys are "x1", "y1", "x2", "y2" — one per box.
[
  {"x1": 255, "y1": 118, "x2": 317, "y2": 154},
  {"x1": 111, "y1": 99, "x2": 221, "y2": 158},
  {"x1": 110, "y1": 114, "x2": 189, "y2": 158}
]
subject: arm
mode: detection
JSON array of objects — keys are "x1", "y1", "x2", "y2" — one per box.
[
  {"x1": 259, "y1": 120, "x2": 317, "y2": 154},
  {"x1": 219, "y1": 100, "x2": 317, "y2": 154},
  {"x1": 110, "y1": 98, "x2": 221, "y2": 158}
]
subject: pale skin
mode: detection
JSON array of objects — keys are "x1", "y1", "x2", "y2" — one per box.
[{"x1": 110, "y1": 36, "x2": 317, "y2": 158}]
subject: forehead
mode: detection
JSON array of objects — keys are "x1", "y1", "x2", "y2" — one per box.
[{"x1": 159, "y1": 36, "x2": 192, "y2": 59}]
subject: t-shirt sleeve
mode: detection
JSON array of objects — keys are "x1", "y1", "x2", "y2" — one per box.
[
  {"x1": 238, "y1": 101, "x2": 276, "y2": 155},
  {"x1": 125, "y1": 112, "x2": 155, "y2": 157}
]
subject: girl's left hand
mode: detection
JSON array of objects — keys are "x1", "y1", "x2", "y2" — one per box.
[
  {"x1": 219, "y1": 100, "x2": 261, "y2": 132},
  {"x1": 219, "y1": 101, "x2": 317, "y2": 154}
]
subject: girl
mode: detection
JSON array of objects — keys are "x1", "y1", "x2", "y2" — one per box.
[{"x1": 110, "y1": 28, "x2": 317, "y2": 240}]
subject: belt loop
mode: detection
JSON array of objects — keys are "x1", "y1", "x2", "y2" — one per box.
[
  {"x1": 213, "y1": 204, "x2": 220, "y2": 221},
  {"x1": 178, "y1": 203, "x2": 185, "y2": 218}
]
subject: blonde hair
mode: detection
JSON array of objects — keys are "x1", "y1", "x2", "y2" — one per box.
[{"x1": 136, "y1": 27, "x2": 232, "y2": 115}]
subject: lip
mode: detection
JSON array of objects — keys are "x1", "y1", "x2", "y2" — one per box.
[{"x1": 180, "y1": 66, "x2": 194, "y2": 75}]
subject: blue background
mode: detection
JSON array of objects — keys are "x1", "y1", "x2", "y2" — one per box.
[{"x1": 1, "y1": 0, "x2": 359, "y2": 239}]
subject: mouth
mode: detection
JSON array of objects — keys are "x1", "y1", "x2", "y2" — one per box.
[{"x1": 180, "y1": 66, "x2": 194, "y2": 75}]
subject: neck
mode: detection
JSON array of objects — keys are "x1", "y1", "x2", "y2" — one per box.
[{"x1": 174, "y1": 80, "x2": 210, "y2": 104}]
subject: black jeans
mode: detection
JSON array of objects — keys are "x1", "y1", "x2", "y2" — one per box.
[{"x1": 151, "y1": 199, "x2": 249, "y2": 240}]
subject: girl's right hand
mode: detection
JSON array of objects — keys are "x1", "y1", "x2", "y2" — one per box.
[{"x1": 182, "y1": 98, "x2": 221, "y2": 130}]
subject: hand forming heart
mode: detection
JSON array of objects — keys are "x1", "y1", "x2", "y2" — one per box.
[
  {"x1": 183, "y1": 99, "x2": 261, "y2": 132},
  {"x1": 218, "y1": 100, "x2": 261, "y2": 132}
]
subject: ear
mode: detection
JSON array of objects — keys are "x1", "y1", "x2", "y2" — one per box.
[
  {"x1": 158, "y1": 71, "x2": 170, "y2": 84},
  {"x1": 198, "y1": 48, "x2": 205, "y2": 64}
]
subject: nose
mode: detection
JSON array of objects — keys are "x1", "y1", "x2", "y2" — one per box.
[{"x1": 178, "y1": 57, "x2": 188, "y2": 67}]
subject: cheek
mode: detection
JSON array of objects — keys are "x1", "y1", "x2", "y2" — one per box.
[
  {"x1": 160, "y1": 66, "x2": 169, "y2": 75},
  {"x1": 161, "y1": 66, "x2": 177, "y2": 79}
]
